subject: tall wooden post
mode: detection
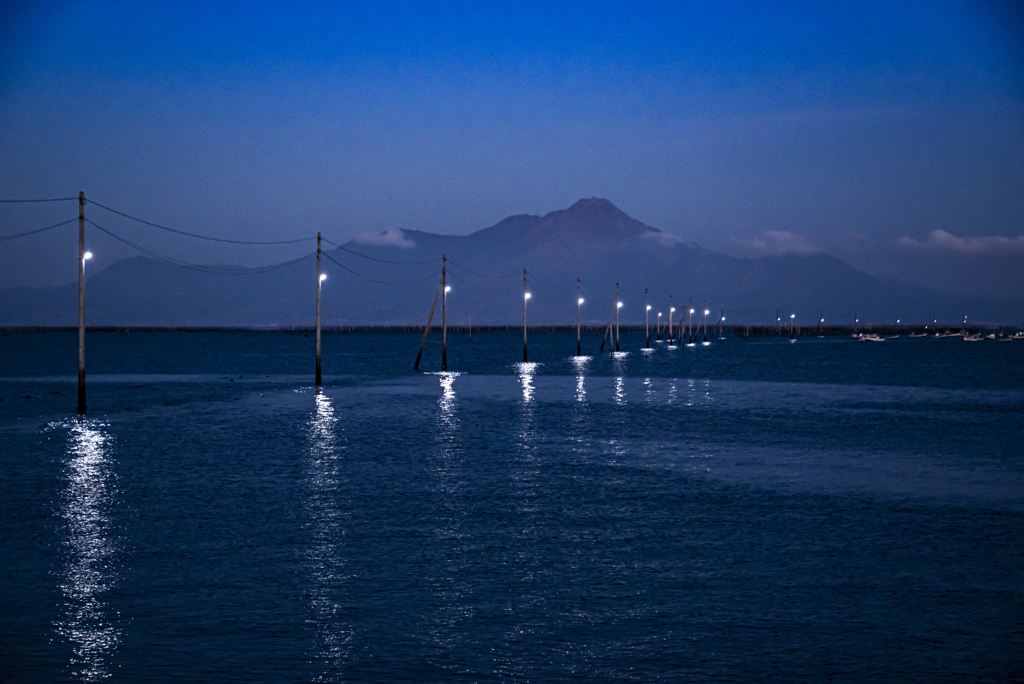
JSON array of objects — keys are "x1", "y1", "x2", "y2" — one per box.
[
  {"x1": 523, "y1": 268, "x2": 528, "y2": 363},
  {"x1": 689, "y1": 298, "x2": 694, "y2": 344},
  {"x1": 441, "y1": 255, "x2": 447, "y2": 371},
  {"x1": 615, "y1": 282, "x2": 620, "y2": 352},
  {"x1": 316, "y1": 232, "x2": 322, "y2": 386},
  {"x1": 77, "y1": 191, "x2": 86, "y2": 413},
  {"x1": 577, "y1": 278, "x2": 582, "y2": 357},
  {"x1": 704, "y1": 300, "x2": 709, "y2": 343},
  {"x1": 668, "y1": 294, "x2": 674, "y2": 345},
  {"x1": 645, "y1": 289, "x2": 650, "y2": 348}
]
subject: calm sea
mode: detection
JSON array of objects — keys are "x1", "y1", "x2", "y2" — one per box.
[{"x1": 2, "y1": 330, "x2": 1022, "y2": 683}]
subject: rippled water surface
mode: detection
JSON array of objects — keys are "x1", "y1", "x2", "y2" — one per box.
[{"x1": 2, "y1": 330, "x2": 1023, "y2": 682}]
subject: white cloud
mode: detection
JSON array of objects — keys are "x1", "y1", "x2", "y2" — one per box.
[
  {"x1": 730, "y1": 230, "x2": 821, "y2": 256},
  {"x1": 639, "y1": 229, "x2": 687, "y2": 246},
  {"x1": 353, "y1": 228, "x2": 416, "y2": 248},
  {"x1": 898, "y1": 230, "x2": 1024, "y2": 255}
]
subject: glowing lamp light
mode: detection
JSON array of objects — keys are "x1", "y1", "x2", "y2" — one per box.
[
  {"x1": 690, "y1": 309, "x2": 695, "y2": 314},
  {"x1": 319, "y1": 273, "x2": 327, "y2": 281},
  {"x1": 722, "y1": 317, "x2": 726, "y2": 321},
  {"x1": 670, "y1": 307, "x2": 675, "y2": 313},
  {"x1": 617, "y1": 302, "x2": 623, "y2": 309},
  {"x1": 790, "y1": 314, "x2": 795, "y2": 319},
  {"x1": 704, "y1": 309, "x2": 710, "y2": 315},
  {"x1": 445, "y1": 285, "x2": 451, "y2": 293},
  {"x1": 578, "y1": 297, "x2": 584, "y2": 305},
  {"x1": 83, "y1": 251, "x2": 93, "y2": 260},
  {"x1": 524, "y1": 293, "x2": 532, "y2": 301},
  {"x1": 647, "y1": 304, "x2": 652, "y2": 310}
]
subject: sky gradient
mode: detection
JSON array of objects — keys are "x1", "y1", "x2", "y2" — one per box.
[{"x1": 1, "y1": 1, "x2": 1022, "y2": 298}]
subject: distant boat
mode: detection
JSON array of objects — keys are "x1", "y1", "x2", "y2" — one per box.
[
  {"x1": 908, "y1": 332, "x2": 927, "y2": 338},
  {"x1": 963, "y1": 334, "x2": 983, "y2": 342},
  {"x1": 859, "y1": 334, "x2": 885, "y2": 342}
]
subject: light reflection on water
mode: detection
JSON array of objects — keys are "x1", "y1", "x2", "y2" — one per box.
[
  {"x1": 496, "y1": 361, "x2": 544, "y2": 679},
  {"x1": 569, "y1": 356, "x2": 591, "y2": 403},
  {"x1": 424, "y1": 372, "x2": 473, "y2": 673},
  {"x1": 305, "y1": 390, "x2": 353, "y2": 682},
  {"x1": 514, "y1": 362, "x2": 540, "y2": 404},
  {"x1": 54, "y1": 417, "x2": 120, "y2": 682}
]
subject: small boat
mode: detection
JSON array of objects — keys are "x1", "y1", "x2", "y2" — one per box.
[
  {"x1": 908, "y1": 332, "x2": 927, "y2": 338},
  {"x1": 963, "y1": 334, "x2": 983, "y2": 342},
  {"x1": 860, "y1": 334, "x2": 886, "y2": 342}
]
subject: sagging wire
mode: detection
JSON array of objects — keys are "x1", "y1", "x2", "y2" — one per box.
[
  {"x1": 445, "y1": 270, "x2": 522, "y2": 293},
  {"x1": 445, "y1": 258, "x2": 520, "y2": 279},
  {"x1": 320, "y1": 237, "x2": 441, "y2": 265},
  {"x1": 0, "y1": 217, "x2": 78, "y2": 242},
  {"x1": 321, "y1": 252, "x2": 440, "y2": 285},
  {"x1": 0, "y1": 197, "x2": 78, "y2": 203},
  {"x1": 86, "y1": 218, "x2": 315, "y2": 274},
  {"x1": 88, "y1": 199, "x2": 315, "y2": 245}
]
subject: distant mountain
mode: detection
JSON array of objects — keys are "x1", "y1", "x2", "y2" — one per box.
[{"x1": 1, "y1": 198, "x2": 1021, "y2": 326}]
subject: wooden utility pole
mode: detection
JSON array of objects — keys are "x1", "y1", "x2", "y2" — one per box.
[
  {"x1": 316, "y1": 232, "x2": 322, "y2": 386},
  {"x1": 599, "y1": 308, "x2": 613, "y2": 352},
  {"x1": 523, "y1": 268, "x2": 528, "y2": 363},
  {"x1": 576, "y1": 277, "x2": 582, "y2": 357},
  {"x1": 78, "y1": 192, "x2": 86, "y2": 413},
  {"x1": 688, "y1": 298, "x2": 694, "y2": 344},
  {"x1": 645, "y1": 289, "x2": 650, "y2": 348},
  {"x1": 704, "y1": 300, "x2": 709, "y2": 343},
  {"x1": 615, "y1": 283, "x2": 620, "y2": 352},
  {"x1": 414, "y1": 278, "x2": 442, "y2": 371},
  {"x1": 442, "y1": 255, "x2": 447, "y2": 371},
  {"x1": 668, "y1": 294, "x2": 674, "y2": 345}
]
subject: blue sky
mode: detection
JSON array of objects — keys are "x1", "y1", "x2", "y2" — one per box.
[{"x1": 1, "y1": 1, "x2": 1022, "y2": 297}]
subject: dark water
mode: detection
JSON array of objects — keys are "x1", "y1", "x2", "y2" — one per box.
[{"x1": 2, "y1": 330, "x2": 1023, "y2": 683}]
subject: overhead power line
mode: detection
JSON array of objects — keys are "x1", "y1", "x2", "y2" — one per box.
[
  {"x1": 445, "y1": 258, "x2": 519, "y2": 279},
  {"x1": 86, "y1": 218, "x2": 315, "y2": 274},
  {"x1": 88, "y1": 199, "x2": 315, "y2": 245},
  {"x1": 321, "y1": 252, "x2": 440, "y2": 285},
  {"x1": 0, "y1": 217, "x2": 78, "y2": 242},
  {"x1": 0, "y1": 197, "x2": 78, "y2": 203},
  {"x1": 445, "y1": 271, "x2": 521, "y2": 293},
  {"x1": 320, "y1": 237, "x2": 441, "y2": 265}
]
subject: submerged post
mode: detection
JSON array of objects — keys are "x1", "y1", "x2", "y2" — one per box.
[
  {"x1": 523, "y1": 268, "x2": 529, "y2": 362},
  {"x1": 442, "y1": 255, "x2": 447, "y2": 371},
  {"x1": 316, "y1": 232, "x2": 322, "y2": 386},
  {"x1": 577, "y1": 277, "x2": 582, "y2": 356},
  {"x1": 78, "y1": 191, "x2": 86, "y2": 413}
]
